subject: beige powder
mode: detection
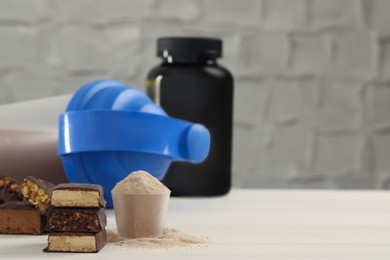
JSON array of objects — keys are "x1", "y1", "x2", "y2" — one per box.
[
  {"x1": 106, "y1": 228, "x2": 207, "y2": 249},
  {"x1": 112, "y1": 170, "x2": 170, "y2": 195}
]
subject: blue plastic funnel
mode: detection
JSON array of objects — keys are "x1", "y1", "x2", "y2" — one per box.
[{"x1": 58, "y1": 80, "x2": 210, "y2": 207}]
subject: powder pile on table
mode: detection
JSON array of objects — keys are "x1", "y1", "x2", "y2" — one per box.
[{"x1": 106, "y1": 228, "x2": 207, "y2": 249}]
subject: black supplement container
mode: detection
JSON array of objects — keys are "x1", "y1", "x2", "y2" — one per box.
[{"x1": 146, "y1": 37, "x2": 234, "y2": 196}]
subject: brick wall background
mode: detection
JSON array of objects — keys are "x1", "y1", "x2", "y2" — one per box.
[{"x1": 0, "y1": 0, "x2": 389, "y2": 189}]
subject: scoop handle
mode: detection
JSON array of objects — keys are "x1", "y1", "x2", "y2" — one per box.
[
  {"x1": 58, "y1": 110, "x2": 210, "y2": 162},
  {"x1": 180, "y1": 124, "x2": 210, "y2": 163}
]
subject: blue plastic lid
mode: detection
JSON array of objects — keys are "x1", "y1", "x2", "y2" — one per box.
[{"x1": 58, "y1": 80, "x2": 210, "y2": 207}]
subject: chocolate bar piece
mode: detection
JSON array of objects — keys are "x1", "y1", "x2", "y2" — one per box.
[
  {"x1": 0, "y1": 176, "x2": 23, "y2": 203},
  {"x1": 50, "y1": 184, "x2": 106, "y2": 208},
  {"x1": 47, "y1": 208, "x2": 107, "y2": 233},
  {"x1": 0, "y1": 201, "x2": 46, "y2": 235},
  {"x1": 44, "y1": 230, "x2": 107, "y2": 253},
  {"x1": 21, "y1": 176, "x2": 56, "y2": 213}
]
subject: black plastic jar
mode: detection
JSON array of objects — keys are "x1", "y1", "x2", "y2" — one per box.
[{"x1": 146, "y1": 37, "x2": 234, "y2": 196}]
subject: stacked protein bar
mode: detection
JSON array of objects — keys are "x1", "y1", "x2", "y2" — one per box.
[{"x1": 45, "y1": 184, "x2": 107, "y2": 253}]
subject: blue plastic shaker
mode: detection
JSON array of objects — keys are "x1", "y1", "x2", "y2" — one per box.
[{"x1": 58, "y1": 80, "x2": 210, "y2": 207}]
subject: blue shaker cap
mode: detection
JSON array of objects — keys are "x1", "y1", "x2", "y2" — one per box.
[{"x1": 58, "y1": 80, "x2": 210, "y2": 207}]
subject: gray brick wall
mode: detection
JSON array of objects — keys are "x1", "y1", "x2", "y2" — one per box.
[{"x1": 0, "y1": 0, "x2": 389, "y2": 190}]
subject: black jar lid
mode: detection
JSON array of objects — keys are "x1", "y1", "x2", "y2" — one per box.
[{"x1": 157, "y1": 37, "x2": 222, "y2": 62}]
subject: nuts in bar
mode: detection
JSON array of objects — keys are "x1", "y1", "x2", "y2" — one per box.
[
  {"x1": 0, "y1": 176, "x2": 23, "y2": 203},
  {"x1": 21, "y1": 176, "x2": 56, "y2": 213},
  {"x1": 44, "y1": 230, "x2": 107, "y2": 253},
  {"x1": 47, "y1": 208, "x2": 107, "y2": 233},
  {"x1": 50, "y1": 183, "x2": 106, "y2": 208},
  {"x1": 0, "y1": 201, "x2": 47, "y2": 235}
]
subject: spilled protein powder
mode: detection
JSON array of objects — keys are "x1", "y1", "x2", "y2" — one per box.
[
  {"x1": 106, "y1": 228, "x2": 208, "y2": 249},
  {"x1": 111, "y1": 170, "x2": 170, "y2": 195}
]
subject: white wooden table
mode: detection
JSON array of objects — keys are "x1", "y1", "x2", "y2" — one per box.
[{"x1": 2, "y1": 189, "x2": 390, "y2": 259}]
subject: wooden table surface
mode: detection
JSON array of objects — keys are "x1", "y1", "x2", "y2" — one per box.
[{"x1": 2, "y1": 189, "x2": 390, "y2": 259}]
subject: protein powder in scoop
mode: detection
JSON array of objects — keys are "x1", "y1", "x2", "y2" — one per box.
[
  {"x1": 111, "y1": 170, "x2": 171, "y2": 238},
  {"x1": 112, "y1": 170, "x2": 170, "y2": 195}
]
